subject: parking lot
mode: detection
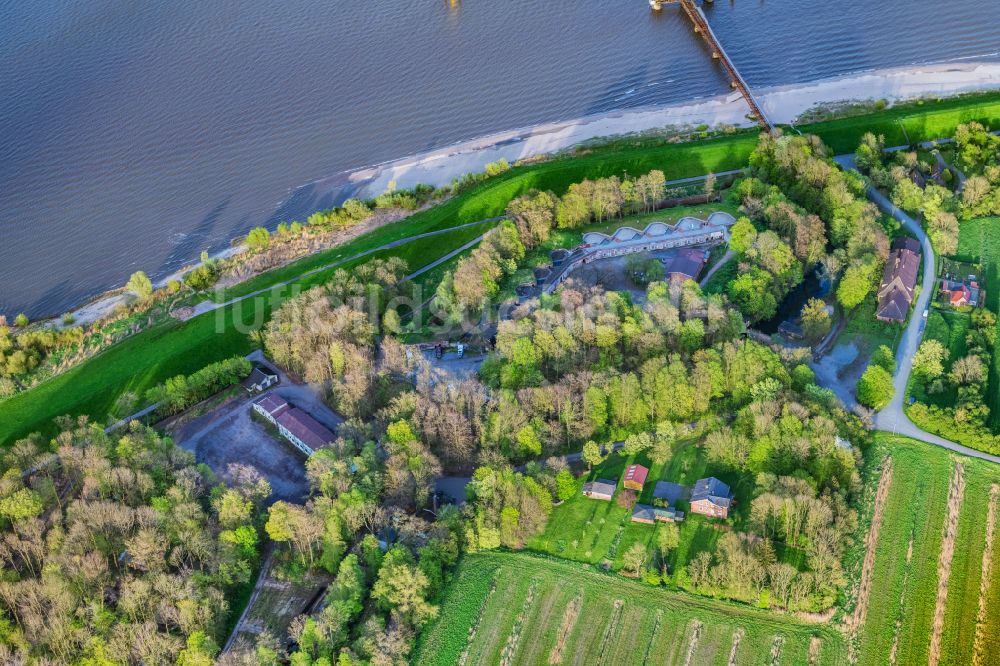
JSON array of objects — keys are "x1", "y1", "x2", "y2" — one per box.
[{"x1": 170, "y1": 363, "x2": 344, "y2": 504}]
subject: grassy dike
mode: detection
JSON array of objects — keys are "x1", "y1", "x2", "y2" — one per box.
[{"x1": 4, "y1": 91, "x2": 1000, "y2": 445}]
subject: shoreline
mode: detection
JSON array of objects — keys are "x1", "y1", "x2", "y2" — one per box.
[
  {"x1": 34, "y1": 60, "x2": 1000, "y2": 328},
  {"x1": 347, "y1": 61, "x2": 1000, "y2": 198}
]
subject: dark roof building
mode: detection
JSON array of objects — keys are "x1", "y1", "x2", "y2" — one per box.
[
  {"x1": 689, "y1": 477, "x2": 733, "y2": 519},
  {"x1": 242, "y1": 367, "x2": 278, "y2": 393},
  {"x1": 653, "y1": 481, "x2": 688, "y2": 505},
  {"x1": 876, "y1": 237, "x2": 921, "y2": 323},
  {"x1": 275, "y1": 408, "x2": 335, "y2": 454},
  {"x1": 664, "y1": 248, "x2": 708, "y2": 283},
  {"x1": 582, "y1": 479, "x2": 616, "y2": 501},
  {"x1": 631, "y1": 503, "x2": 684, "y2": 524}
]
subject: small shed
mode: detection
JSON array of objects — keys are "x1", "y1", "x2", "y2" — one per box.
[
  {"x1": 582, "y1": 479, "x2": 616, "y2": 501},
  {"x1": 550, "y1": 248, "x2": 570, "y2": 267},
  {"x1": 242, "y1": 367, "x2": 278, "y2": 393},
  {"x1": 632, "y1": 503, "x2": 684, "y2": 524},
  {"x1": 623, "y1": 464, "x2": 649, "y2": 491}
]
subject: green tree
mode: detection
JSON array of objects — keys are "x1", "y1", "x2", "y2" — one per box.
[
  {"x1": 13, "y1": 313, "x2": 28, "y2": 328},
  {"x1": 729, "y1": 217, "x2": 757, "y2": 255},
  {"x1": 246, "y1": 226, "x2": 271, "y2": 251},
  {"x1": 622, "y1": 542, "x2": 648, "y2": 576},
  {"x1": 126, "y1": 271, "x2": 154, "y2": 299},
  {"x1": 799, "y1": 298, "x2": 831, "y2": 341},
  {"x1": 582, "y1": 441, "x2": 606, "y2": 470},
  {"x1": 872, "y1": 344, "x2": 896, "y2": 372},
  {"x1": 554, "y1": 469, "x2": 577, "y2": 502},
  {"x1": 516, "y1": 425, "x2": 542, "y2": 457},
  {"x1": 912, "y1": 339, "x2": 947, "y2": 380},
  {"x1": 857, "y1": 364, "x2": 894, "y2": 410},
  {"x1": 837, "y1": 263, "x2": 874, "y2": 310}
]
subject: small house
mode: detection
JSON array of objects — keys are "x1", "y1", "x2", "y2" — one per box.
[
  {"x1": 242, "y1": 367, "x2": 278, "y2": 393},
  {"x1": 689, "y1": 477, "x2": 733, "y2": 519},
  {"x1": 632, "y1": 503, "x2": 684, "y2": 524},
  {"x1": 664, "y1": 248, "x2": 707, "y2": 284},
  {"x1": 623, "y1": 464, "x2": 649, "y2": 492},
  {"x1": 582, "y1": 479, "x2": 616, "y2": 501}
]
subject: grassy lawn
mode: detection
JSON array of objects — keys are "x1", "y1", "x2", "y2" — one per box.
[
  {"x1": 526, "y1": 440, "x2": 799, "y2": 580},
  {"x1": 847, "y1": 434, "x2": 1000, "y2": 666},
  {"x1": 799, "y1": 91, "x2": 1000, "y2": 154},
  {"x1": 0, "y1": 221, "x2": 495, "y2": 444},
  {"x1": 956, "y1": 216, "x2": 1000, "y2": 430},
  {"x1": 413, "y1": 550, "x2": 847, "y2": 666}
]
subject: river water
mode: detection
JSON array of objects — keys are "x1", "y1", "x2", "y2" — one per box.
[{"x1": 2, "y1": 0, "x2": 999, "y2": 318}]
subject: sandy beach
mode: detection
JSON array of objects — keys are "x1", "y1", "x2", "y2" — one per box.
[
  {"x1": 350, "y1": 61, "x2": 1000, "y2": 198},
  {"x1": 44, "y1": 61, "x2": 1000, "y2": 329}
]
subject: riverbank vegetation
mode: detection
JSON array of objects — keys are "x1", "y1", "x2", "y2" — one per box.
[{"x1": 4, "y1": 91, "x2": 1000, "y2": 447}]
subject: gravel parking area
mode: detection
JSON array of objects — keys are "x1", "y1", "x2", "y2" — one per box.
[{"x1": 170, "y1": 358, "x2": 344, "y2": 504}]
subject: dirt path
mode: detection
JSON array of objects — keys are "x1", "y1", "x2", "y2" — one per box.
[
  {"x1": 973, "y1": 483, "x2": 999, "y2": 666},
  {"x1": 808, "y1": 637, "x2": 822, "y2": 666},
  {"x1": 681, "y1": 620, "x2": 704, "y2": 666},
  {"x1": 548, "y1": 594, "x2": 582, "y2": 665},
  {"x1": 928, "y1": 462, "x2": 966, "y2": 666},
  {"x1": 726, "y1": 628, "x2": 745, "y2": 666},
  {"x1": 848, "y1": 456, "x2": 894, "y2": 663}
]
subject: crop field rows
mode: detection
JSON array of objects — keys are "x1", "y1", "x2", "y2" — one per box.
[
  {"x1": 852, "y1": 436, "x2": 1000, "y2": 665},
  {"x1": 415, "y1": 552, "x2": 847, "y2": 666}
]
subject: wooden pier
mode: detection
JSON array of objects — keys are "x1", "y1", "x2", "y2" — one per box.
[{"x1": 652, "y1": 0, "x2": 773, "y2": 131}]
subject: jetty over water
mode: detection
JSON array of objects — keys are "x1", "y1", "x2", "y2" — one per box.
[{"x1": 652, "y1": 0, "x2": 773, "y2": 131}]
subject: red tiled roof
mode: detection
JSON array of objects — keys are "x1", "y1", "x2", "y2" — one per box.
[
  {"x1": 624, "y1": 464, "x2": 649, "y2": 485},
  {"x1": 276, "y1": 408, "x2": 335, "y2": 449},
  {"x1": 950, "y1": 285, "x2": 971, "y2": 305}
]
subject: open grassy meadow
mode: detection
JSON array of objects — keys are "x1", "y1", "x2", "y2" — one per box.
[{"x1": 414, "y1": 551, "x2": 846, "y2": 666}]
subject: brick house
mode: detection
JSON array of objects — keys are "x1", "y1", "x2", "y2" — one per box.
[{"x1": 689, "y1": 477, "x2": 733, "y2": 519}]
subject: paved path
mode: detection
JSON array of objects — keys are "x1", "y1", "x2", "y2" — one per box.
[
  {"x1": 221, "y1": 544, "x2": 275, "y2": 654},
  {"x1": 836, "y1": 154, "x2": 1000, "y2": 465},
  {"x1": 186, "y1": 217, "x2": 505, "y2": 318},
  {"x1": 699, "y1": 249, "x2": 734, "y2": 288}
]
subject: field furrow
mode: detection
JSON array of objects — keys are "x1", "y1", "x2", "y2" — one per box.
[
  {"x1": 973, "y1": 484, "x2": 999, "y2": 666},
  {"x1": 929, "y1": 463, "x2": 965, "y2": 666}
]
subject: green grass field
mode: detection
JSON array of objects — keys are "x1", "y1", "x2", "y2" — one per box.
[
  {"x1": 799, "y1": 92, "x2": 1000, "y2": 154},
  {"x1": 846, "y1": 434, "x2": 1000, "y2": 665},
  {"x1": 413, "y1": 551, "x2": 846, "y2": 666}
]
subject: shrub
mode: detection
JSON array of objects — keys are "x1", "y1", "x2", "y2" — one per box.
[{"x1": 857, "y1": 364, "x2": 894, "y2": 410}]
